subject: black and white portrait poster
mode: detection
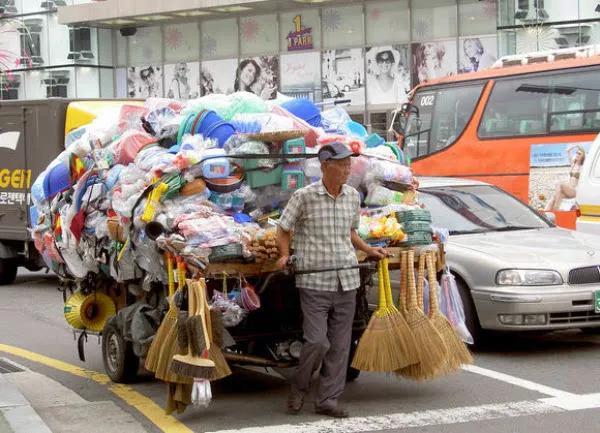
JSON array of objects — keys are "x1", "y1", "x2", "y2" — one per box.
[
  {"x1": 235, "y1": 56, "x2": 279, "y2": 100},
  {"x1": 458, "y1": 36, "x2": 497, "y2": 74},
  {"x1": 366, "y1": 44, "x2": 411, "y2": 106},
  {"x1": 164, "y1": 62, "x2": 200, "y2": 100},
  {"x1": 411, "y1": 40, "x2": 457, "y2": 87},
  {"x1": 321, "y1": 48, "x2": 365, "y2": 108},
  {"x1": 280, "y1": 52, "x2": 321, "y2": 101},
  {"x1": 127, "y1": 65, "x2": 163, "y2": 98},
  {"x1": 200, "y1": 58, "x2": 237, "y2": 95}
]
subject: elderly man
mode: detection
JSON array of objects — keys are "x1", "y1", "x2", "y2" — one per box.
[{"x1": 277, "y1": 142, "x2": 386, "y2": 418}]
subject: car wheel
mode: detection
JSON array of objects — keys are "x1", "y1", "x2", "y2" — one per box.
[
  {"x1": 102, "y1": 319, "x2": 138, "y2": 383},
  {"x1": 346, "y1": 338, "x2": 360, "y2": 382},
  {"x1": 454, "y1": 276, "x2": 486, "y2": 348},
  {"x1": 0, "y1": 259, "x2": 17, "y2": 285}
]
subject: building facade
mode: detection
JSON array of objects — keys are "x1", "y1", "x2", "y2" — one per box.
[{"x1": 1, "y1": 0, "x2": 600, "y2": 133}]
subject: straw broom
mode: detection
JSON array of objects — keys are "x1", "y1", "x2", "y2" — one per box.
[
  {"x1": 351, "y1": 261, "x2": 408, "y2": 372},
  {"x1": 381, "y1": 257, "x2": 419, "y2": 368},
  {"x1": 426, "y1": 252, "x2": 473, "y2": 373},
  {"x1": 397, "y1": 249, "x2": 448, "y2": 380}
]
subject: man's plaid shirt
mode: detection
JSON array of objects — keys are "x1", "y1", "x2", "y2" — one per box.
[{"x1": 279, "y1": 180, "x2": 361, "y2": 292}]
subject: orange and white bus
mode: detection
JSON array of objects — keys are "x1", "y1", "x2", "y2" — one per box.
[{"x1": 399, "y1": 45, "x2": 600, "y2": 229}]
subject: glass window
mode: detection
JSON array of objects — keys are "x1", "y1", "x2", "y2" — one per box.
[
  {"x1": 280, "y1": 52, "x2": 322, "y2": 101},
  {"x1": 369, "y1": 111, "x2": 389, "y2": 136},
  {"x1": 20, "y1": 15, "x2": 48, "y2": 68},
  {"x1": 322, "y1": 5, "x2": 364, "y2": 49},
  {"x1": 0, "y1": 18, "x2": 22, "y2": 70},
  {"x1": 548, "y1": 70, "x2": 600, "y2": 133},
  {"x1": 366, "y1": 1, "x2": 409, "y2": 45},
  {"x1": 75, "y1": 66, "x2": 98, "y2": 97},
  {"x1": 115, "y1": 67, "x2": 127, "y2": 98},
  {"x1": 98, "y1": 28, "x2": 112, "y2": 66},
  {"x1": 99, "y1": 68, "x2": 114, "y2": 98},
  {"x1": 458, "y1": 0, "x2": 497, "y2": 36},
  {"x1": 322, "y1": 48, "x2": 365, "y2": 109},
  {"x1": 164, "y1": 23, "x2": 199, "y2": 63},
  {"x1": 405, "y1": 83, "x2": 484, "y2": 158},
  {"x1": 280, "y1": 9, "x2": 320, "y2": 52},
  {"x1": 40, "y1": 68, "x2": 74, "y2": 98},
  {"x1": 479, "y1": 77, "x2": 548, "y2": 137},
  {"x1": 0, "y1": 72, "x2": 22, "y2": 99},
  {"x1": 115, "y1": 29, "x2": 127, "y2": 66},
  {"x1": 458, "y1": 35, "x2": 498, "y2": 74},
  {"x1": 47, "y1": 14, "x2": 70, "y2": 65},
  {"x1": 411, "y1": 0, "x2": 457, "y2": 41},
  {"x1": 202, "y1": 18, "x2": 237, "y2": 59},
  {"x1": 128, "y1": 26, "x2": 161, "y2": 66},
  {"x1": 241, "y1": 14, "x2": 278, "y2": 55},
  {"x1": 164, "y1": 62, "x2": 200, "y2": 99}
]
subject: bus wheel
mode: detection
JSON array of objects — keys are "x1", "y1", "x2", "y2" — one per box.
[{"x1": 0, "y1": 259, "x2": 17, "y2": 285}]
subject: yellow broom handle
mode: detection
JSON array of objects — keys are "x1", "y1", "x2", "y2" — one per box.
[
  {"x1": 377, "y1": 260, "x2": 387, "y2": 314},
  {"x1": 194, "y1": 279, "x2": 211, "y2": 351},
  {"x1": 417, "y1": 253, "x2": 426, "y2": 310},
  {"x1": 399, "y1": 250, "x2": 408, "y2": 311},
  {"x1": 187, "y1": 279, "x2": 196, "y2": 316},
  {"x1": 407, "y1": 249, "x2": 417, "y2": 309},
  {"x1": 426, "y1": 252, "x2": 440, "y2": 316},
  {"x1": 165, "y1": 252, "x2": 175, "y2": 305},
  {"x1": 382, "y1": 257, "x2": 397, "y2": 313}
]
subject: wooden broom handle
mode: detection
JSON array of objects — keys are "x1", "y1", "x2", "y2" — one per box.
[
  {"x1": 407, "y1": 249, "x2": 417, "y2": 309},
  {"x1": 427, "y1": 252, "x2": 439, "y2": 316},
  {"x1": 377, "y1": 260, "x2": 387, "y2": 314},
  {"x1": 165, "y1": 252, "x2": 175, "y2": 300},
  {"x1": 399, "y1": 250, "x2": 408, "y2": 311},
  {"x1": 382, "y1": 257, "x2": 397, "y2": 313},
  {"x1": 187, "y1": 279, "x2": 196, "y2": 316},
  {"x1": 417, "y1": 253, "x2": 426, "y2": 310},
  {"x1": 194, "y1": 279, "x2": 211, "y2": 351}
]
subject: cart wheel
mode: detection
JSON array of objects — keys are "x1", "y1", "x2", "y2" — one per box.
[
  {"x1": 346, "y1": 338, "x2": 360, "y2": 382},
  {"x1": 102, "y1": 319, "x2": 138, "y2": 383}
]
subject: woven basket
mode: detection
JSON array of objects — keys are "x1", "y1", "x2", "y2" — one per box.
[{"x1": 242, "y1": 130, "x2": 306, "y2": 142}]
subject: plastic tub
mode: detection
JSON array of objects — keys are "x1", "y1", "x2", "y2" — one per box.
[
  {"x1": 43, "y1": 162, "x2": 71, "y2": 200},
  {"x1": 196, "y1": 110, "x2": 223, "y2": 135},
  {"x1": 346, "y1": 120, "x2": 368, "y2": 138},
  {"x1": 281, "y1": 99, "x2": 321, "y2": 124},
  {"x1": 205, "y1": 121, "x2": 236, "y2": 147}
]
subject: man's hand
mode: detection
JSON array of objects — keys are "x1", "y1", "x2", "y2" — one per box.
[
  {"x1": 366, "y1": 246, "x2": 387, "y2": 259},
  {"x1": 275, "y1": 255, "x2": 290, "y2": 271}
]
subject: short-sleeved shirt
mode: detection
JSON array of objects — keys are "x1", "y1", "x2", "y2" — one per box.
[{"x1": 279, "y1": 180, "x2": 361, "y2": 292}]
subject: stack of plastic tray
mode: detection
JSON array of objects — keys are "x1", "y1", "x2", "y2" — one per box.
[{"x1": 396, "y1": 209, "x2": 433, "y2": 246}]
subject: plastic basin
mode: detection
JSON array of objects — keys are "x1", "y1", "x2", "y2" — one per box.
[
  {"x1": 43, "y1": 162, "x2": 71, "y2": 200},
  {"x1": 205, "y1": 121, "x2": 235, "y2": 147}
]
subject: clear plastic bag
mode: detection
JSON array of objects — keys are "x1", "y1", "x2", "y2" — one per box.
[{"x1": 439, "y1": 268, "x2": 474, "y2": 344}]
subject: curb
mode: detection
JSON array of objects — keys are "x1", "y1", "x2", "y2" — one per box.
[{"x1": 0, "y1": 374, "x2": 52, "y2": 433}]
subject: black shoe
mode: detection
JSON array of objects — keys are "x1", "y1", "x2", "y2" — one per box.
[{"x1": 315, "y1": 405, "x2": 349, "y2": 418}]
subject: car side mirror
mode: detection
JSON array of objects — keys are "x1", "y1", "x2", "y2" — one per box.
[{"x1": 543, "y1": 211, "x2": 556, "y2": 225}]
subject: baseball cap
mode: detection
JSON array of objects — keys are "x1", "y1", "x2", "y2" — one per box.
[{"x1": 318, "y1": 142, "x2": 359, "y2": 162}]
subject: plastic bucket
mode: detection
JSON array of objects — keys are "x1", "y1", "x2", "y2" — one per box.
[
  {"x1": 43, "y1": 162, "x2": 71, "y2": 200},
  {"x1": 205, "y1": 121, "x2": 235, "y2": 147},
  {"x1": 346, "y1": 120, "x2": 368, "y2": 138},
  {"x1": 281, "y1": 99, "x2": 321, "y2": 124},
  {"x1": 196, "y1": 110, "x2": 223, "y2": 135}
]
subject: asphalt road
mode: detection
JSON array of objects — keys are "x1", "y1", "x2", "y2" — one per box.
[{"x1": 2, "y1": 270, "x2": 600, "y2": 433}]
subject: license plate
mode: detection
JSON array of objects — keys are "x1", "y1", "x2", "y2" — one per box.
[{"x1": 595, "y1": 290, "x2": 600, "y2": 314}]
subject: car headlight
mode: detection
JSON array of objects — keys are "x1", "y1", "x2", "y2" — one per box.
[{"x1": 496, "y1": 269, "x2": 563, "y2": 286}]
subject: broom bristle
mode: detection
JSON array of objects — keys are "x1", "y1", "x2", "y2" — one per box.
[
  {"x1": 388, "y1": 312, "x2": 419, "y2": 367},
  {"x1": 352, "y1": 315, "x2": 409, "y2": 372},
  {"x1": 397, "y1": 308, "x2": 448, "y2": 380},
  {"x1": 206, "y1": 346, "x2": 232, "y2": 380},
  {"x1": 431, "y1": 314, "x2": 473, "y2": 372},
  {"x1": 176, "y1": 312, "x2": 189, "y2": 351},
  {"x1": 155, "y1": 325, "x2": 193, "y2": 384},
  {"x1": 145, "y1": 307, "x2": 177, "y2": 372},
  {"x1": 187, "y1": 315, "x2": 207, "y2": 357},
  {"x1": 169, "y1": 357, "x2": 214, "y2": 379}
]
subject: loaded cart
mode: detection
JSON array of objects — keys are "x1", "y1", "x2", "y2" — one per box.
[{"x1": 28, "y1": 93, "x2": 470, "y2": 413}]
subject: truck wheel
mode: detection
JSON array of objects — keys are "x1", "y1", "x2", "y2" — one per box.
[
  {"x1": 102, "y1": 320, "x2": 138, "y2": 383},
  {"x1": 0, "y1": 259, "x2": 17, "y2": 285},
  {"x1": 346, "y1": 338, "x2": 360, "y2": 382}
]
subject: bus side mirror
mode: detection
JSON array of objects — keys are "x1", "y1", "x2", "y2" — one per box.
[{"x1": 543, "y1": 211, "x2": 556, "y2": 225}]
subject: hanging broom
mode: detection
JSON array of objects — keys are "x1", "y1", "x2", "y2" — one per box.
[
  {"x1": 397, "y1": 249, "x2": 448, "y2": 380},
  {"x1": 381, "y1": 256, "x2": 419, "y2": 368},
  {"x1": 145, "y1": 252, "x2": 178, "y2": 373},
  {"x1": 351, "y1": 260, "x2": 410, "y2": 372},
  {"x1": 426, "y1": 252, "x2": 473, "y2": 373}
]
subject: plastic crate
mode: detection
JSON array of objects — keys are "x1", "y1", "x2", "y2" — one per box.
[{"x1": 243, "y1": 159, "x2": 283, "y2": 188}]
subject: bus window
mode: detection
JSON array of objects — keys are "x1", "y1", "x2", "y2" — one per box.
[
  {"x1": 548, "y1": 70, "x2": 600, "y2": 133},
  {"x1": 479, "y1": 77, "x2": 548, "y2": 137},
  {"x1": 405, "y1": 84, "x2": 483, "y2": 159}
]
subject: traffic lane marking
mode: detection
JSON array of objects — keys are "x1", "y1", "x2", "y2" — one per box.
[
  {"x1": 461, "y1": 365, "x2": 576, "y2": 398},
  {"x1": 0, "y1": 344, "x2": 193, "y2": 433},
  {"x1": 206, "y1": 400, "x2": 564, "y2": 433}
]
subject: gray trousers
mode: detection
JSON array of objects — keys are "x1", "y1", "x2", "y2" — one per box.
[{"x1": 294, "y1": 285, "x2": 356, "y2": 409}]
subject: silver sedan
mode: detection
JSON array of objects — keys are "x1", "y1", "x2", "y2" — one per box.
[{"x1": 413, "y1": 177, "x2": 600, "y2": 344}]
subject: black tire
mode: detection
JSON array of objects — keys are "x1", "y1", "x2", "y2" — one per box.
[
  {"x1": 454, "y1": 276, "x2": 486, "y2": 348},
  {"x1": 346, "y1": 338, "x2": 360, "y2": 382},
  {"x1": 0, "y1": 259, "x2": 17, "y2": 285},
  {"x1": 581, "y1": 327, "x2": 600, "y2": 335},
  {"x1": 102, "y1": 319, "x2": 138, "y2": 383}
]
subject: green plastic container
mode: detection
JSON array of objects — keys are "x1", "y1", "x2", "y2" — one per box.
[
  {"x1": 401, "y1": 231, "x2": 433, "y2": 246},
  {"x1": 402, "y1": 220, "x2": 433, "y2": 234},
  {"x1": 209, "y1": 243, "x2": 244, "y2": 262},
  {"x1": 396, "y1": 209, "x2": 432, "y2": 223},
  {"x1": 243, "y1": 159, "x2": 283, "y2": 188}
]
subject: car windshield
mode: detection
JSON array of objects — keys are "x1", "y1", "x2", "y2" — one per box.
[{"x1": 419, "y1": 185, "x2": 550, "y2": 235}]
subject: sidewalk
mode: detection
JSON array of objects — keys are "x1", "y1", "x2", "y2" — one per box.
[{"x1": 0, "y1": 358, "x2": 149, "y2": 433}]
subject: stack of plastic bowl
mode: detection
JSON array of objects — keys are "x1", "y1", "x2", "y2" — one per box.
[{"x1": 281, "y1": 98, "x2": 322, "y2": 128}]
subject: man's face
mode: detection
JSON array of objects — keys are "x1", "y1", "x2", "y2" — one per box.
[{"x1": 322, "y1": 157, "x2": 352, "y2": 184}]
